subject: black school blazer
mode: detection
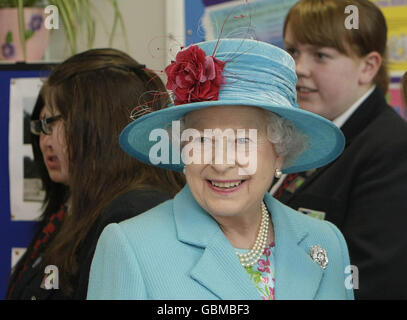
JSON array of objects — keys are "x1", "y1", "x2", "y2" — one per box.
[
  {"x1": 278, "y1": 87, "x2": 407, "y2": 299},
  {"x1": 7, "y1": 189, "x2": 171, "y2": 300}
]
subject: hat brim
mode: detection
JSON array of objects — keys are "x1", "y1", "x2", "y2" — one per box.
[{"x1": 120, "y1": 101, "x2": 345, "y2": 174}]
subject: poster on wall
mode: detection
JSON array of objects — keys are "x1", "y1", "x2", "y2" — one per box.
[
  {"x1": 9, "y1": 77, "x2": 45, "y2": 221},
  {"x1": 201, "y1": 0, "x2": 298, "y2": 48},
  {"x1": 11, "y1": 248, "x2": 27, "y2": 269},
  {"x1": 371, "y1": 0, "x2": 407, "y2": 75},
  {"x1": 370, "y1": 0, "x2": 407, "y2": 118}
]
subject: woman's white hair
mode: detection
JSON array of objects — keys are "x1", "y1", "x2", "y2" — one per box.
[
  {"x1": 165, "y1": 110, "x2": 309, "y2": 169},
  {"x1": 264, "y1": 111, "x2": 309, "y2": 169}
]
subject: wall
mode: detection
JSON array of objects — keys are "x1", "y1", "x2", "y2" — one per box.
[
  {"x1": 46, "y1": 0, "x2": 185, "y2": 73},
  {"x1": 1, "y1": 0, "x2": 186, "y2": 299}
]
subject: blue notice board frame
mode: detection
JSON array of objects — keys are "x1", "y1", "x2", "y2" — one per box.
[
  {"x1": 0, "y1": 63, "x2": 55, "y2": 299},
  {"x1": 185, "y1": 0, "x2": 207, "y2": 45}
]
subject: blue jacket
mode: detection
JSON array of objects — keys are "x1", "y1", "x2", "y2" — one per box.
[{"x1": 87, "y1": 185, "x2": 354, "y2": 300}]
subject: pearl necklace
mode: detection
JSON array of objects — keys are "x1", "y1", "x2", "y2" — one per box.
[{"x1": 235, "y1": 202, "x2": 270, "y2": 267}]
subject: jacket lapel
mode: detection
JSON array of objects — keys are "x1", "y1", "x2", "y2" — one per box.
[
  {"x1": 173, "y1": 186, "x2": 324, "y2": 300},
  {"x1": 173, "y1": 186, "x2": 261, "y2": 299},
  {"x1": 189, "y1": 229, "x2": 262, "y2": 300},
  {"x1": 291, "y1": 165, "x2": 329, "y2": 195},
  {"x1": 340, "y1": 87, "x2": 384, "y2": 146},
  {"x1": 264, "y1": 193, "x2": 323, "y2": 299},
  {"x1": 281, "y1": 87, "x2": 385, "y2": 200},
  {"x1": 279, "y1": 167, "x2": 326, "y2": 203}
]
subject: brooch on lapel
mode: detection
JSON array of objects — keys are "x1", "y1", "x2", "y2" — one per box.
[{"x1": 309, "y1": 245, "x2": 328, "y2": 270}]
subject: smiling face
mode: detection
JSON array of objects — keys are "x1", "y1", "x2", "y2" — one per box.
[
  {"x1": 284, "y1": 23, "x2": 368, "y2": 121},
  {"x1": 183, "y1": 105, "x2": 284, "y2": 220},
  {"x1": 39, "y1": 106, "x2": 70, "y2": 185}
]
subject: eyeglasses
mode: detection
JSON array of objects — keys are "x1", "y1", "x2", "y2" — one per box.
[{"x1": 30, "y1": 115, "x2": 62, "y2": 136}]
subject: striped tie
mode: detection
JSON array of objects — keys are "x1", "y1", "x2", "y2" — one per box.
[{"x1": 274, "y1": 173, "x2": 299, "y2": 199}]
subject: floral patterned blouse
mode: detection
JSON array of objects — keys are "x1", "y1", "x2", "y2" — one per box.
[{"x1": 235, "y1": 242, "x2": 276, "y2": 300}]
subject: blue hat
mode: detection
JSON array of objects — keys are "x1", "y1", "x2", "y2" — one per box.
[{"x1": 120, "y1": 39, "x2": 344, "y2": 174}]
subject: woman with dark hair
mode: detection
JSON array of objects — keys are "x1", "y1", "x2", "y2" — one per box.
[{"x1": 6, "y1": 48, "x2": 185, "y2": 300}]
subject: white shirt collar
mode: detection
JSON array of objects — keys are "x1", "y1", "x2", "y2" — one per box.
[{"x1": 333, "y1": 86, "x2": 376, "y2": 128}]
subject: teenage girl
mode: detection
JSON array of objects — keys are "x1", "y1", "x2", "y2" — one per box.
[{"x1": 277, "y1": 0, "x2": 407, "y2": 299}]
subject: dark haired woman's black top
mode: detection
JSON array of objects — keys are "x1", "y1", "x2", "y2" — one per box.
[{"x1": 7, "y1": 189, "x2": 171, "y2": 300}]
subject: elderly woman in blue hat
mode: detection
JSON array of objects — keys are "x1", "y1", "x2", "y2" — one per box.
[{"x1": 87, "y1": 39, "x2": 354, "y2": 300}]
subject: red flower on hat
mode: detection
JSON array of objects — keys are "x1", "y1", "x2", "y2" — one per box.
[{"x1": 165, "y1": 45, "x2": 226, "y2": 105}]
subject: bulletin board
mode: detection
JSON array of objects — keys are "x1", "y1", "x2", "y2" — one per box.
[
  {"x1": 372, "y1": 0, "x2": 407, "y2": 118},
  {"x1": 185, "y1": 0, "x2": 406, "y2": 119},
  {"x1": 185, "y1": 0, "x2": 297, "y2": 47},
  {"x1": 0, "y1": 63, "x2": 54, "y2": 299},
  {"x1": 371, "y1": 0, "x2": 407, "y2": 74}
]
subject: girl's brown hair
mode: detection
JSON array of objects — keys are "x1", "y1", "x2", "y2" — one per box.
[
  {"x1": 283, "y1": 0, "x2": 389, "y2": 94},
  {"x1": 33, "y1": 48, "x2": 184, "y2": 296}
]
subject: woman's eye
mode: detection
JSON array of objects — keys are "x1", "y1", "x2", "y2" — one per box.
[
  {"x1": 315, "y1": 52, "x2": 328, "y2": 60},
  {"x1": 236, "y1": 137, "x2": 250, "y2": 144},
  {"x1": 198, "y1": 136, "x2": 211, "y2": 143},
  {"x1": 44, "y1": 123, "x2": 53, "y2": 132}
]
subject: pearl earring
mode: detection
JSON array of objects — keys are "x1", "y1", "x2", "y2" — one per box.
[
  {"x1": 275, "y1": 168, "x2": 282, "y2": 179},
  {"x1": 183, "y1": 167, "x2": 186, "y2": 175}
]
